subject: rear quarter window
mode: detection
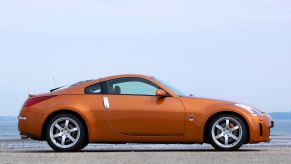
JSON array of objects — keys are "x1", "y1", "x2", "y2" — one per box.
[{"x1": 85, "y1": 83, "x2": 102, "y2": 94}]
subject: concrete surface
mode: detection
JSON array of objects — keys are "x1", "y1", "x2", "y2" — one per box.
[{"x1": 1, "y1": 138, "x2": 291, "y2": 164}]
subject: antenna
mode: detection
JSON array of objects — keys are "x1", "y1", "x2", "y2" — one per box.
[{"x1": 52, "y1": 78, "x2": 57, "y2": 88}]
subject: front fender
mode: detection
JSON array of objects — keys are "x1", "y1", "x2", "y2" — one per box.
[{"x1": 180, "y1": 97, "x2": 257, "y2": 143}]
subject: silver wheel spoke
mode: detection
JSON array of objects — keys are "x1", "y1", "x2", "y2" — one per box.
[
  {"x1": 229, "y1": 134, "x2": 238, "y2": 140},
  {"x1": 55, "y1": 123, "x2": 63, "y2": 130},
  {"x1": 69, "y1": 127, "x2": 78, "y2": 133},
  {"x1": 230, "y1": 126, "x2": 239, "y2": 131},
  {"x1": 67, "y1": 134, "x2": 76, "y2": 142},
  {"x1": 65, "y1": 120, "x2": 69, "y2": 129},
  {"x1": 215, "y1": 125, "x2": 224, "y2": 131},
  {"x1": 224, "y1": 135, "x2": 229, "y2": 145},
  {"x1": 61, "y1": 136, "x2": 66, "y2": 146},
  {"x1": 215, "y1": 133, "x2": 224, "y2": 139},
  {"x1": 52, "y1": 132, "x2": 63, "y2": 138},
  {"x1": 225, "y1": 119, "x2": 230, "y2": 128}
]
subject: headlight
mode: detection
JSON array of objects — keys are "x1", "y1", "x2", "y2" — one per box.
[{"x1": 235, "y1": 104, "x2": 264, "y2": 116}]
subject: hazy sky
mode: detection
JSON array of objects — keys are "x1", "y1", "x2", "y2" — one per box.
[{"x1": 0, "y1": 0, "x2": 291, "y2": 116}]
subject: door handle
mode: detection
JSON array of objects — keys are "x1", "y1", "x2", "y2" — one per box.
[{"x1": 103, "y1": 97, "x2": 110, "y2": 109}]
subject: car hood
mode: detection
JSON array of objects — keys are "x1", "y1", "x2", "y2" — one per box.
[
  {"x1": 179, "y1": 96, "x2": 267, "y2": 117},
  {"x1": 178, "y1": 96, "x2": 242, "y2": 113},
  {"x1": 180, "y1": 96, "x2": 236, "y2": 105}
]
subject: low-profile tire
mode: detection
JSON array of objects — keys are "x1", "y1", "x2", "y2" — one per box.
[
  {"x1": 207, "y1": 113, "x2": 247, "y2": 151},
  {"x1": 45, "y1": 113, "x2": 87, "y2": 152}
]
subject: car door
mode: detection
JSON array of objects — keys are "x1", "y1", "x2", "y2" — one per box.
[{"x1": 102, "y1": 77, "x2": 185, "y2": 136}]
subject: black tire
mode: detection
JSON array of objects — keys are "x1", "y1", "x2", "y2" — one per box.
[
  {"x1": 80, "y1": 142, "x2": 89, "y2": 150},
  {"x1": 207, "y1": 113, "x2": 247, "y2": 151},
  {"x1": 45, "y1": 113, "x2": 87, "y2": 152}
]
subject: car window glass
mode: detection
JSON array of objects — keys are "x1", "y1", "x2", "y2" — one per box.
[
  {"x1": 85, "y1": 83, "x2": 102, "y2": 94},
  {"x1": 105, "y1": 78, "x2": 158, "y2": 96}
]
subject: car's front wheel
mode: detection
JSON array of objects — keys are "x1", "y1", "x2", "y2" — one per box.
[
  {"x1": 207, "y1": 114, "x2": 247, "y2": 151},
  {"x1": 45, "y1": 113, "x2": 87, "y2": 152}
]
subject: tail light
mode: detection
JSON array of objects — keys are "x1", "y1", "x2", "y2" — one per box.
[{"x1": 23, "y1": 95, "x2": 57, "y2": 107}]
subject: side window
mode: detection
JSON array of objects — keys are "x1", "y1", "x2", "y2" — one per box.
[
  {"x1": 105, "y1": 78, "x2": 159, "y2": 96},
  {"x1": 85, "y1": 83, "x2": 102, "y2": 94}
]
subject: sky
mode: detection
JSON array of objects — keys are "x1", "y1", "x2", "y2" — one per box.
[{"x1": 0, "y1": 0, "x2": 291, "y2": 116}]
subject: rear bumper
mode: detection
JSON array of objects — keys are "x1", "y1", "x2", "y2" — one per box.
[
  {"x1": 18, "y1": 107, "x2": 44, "y2": 140},
  {"x1": 19, "y1": 133, "x2": 28, "y2": 139}
]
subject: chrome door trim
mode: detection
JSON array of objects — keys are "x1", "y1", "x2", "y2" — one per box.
[{"x1": 103, "y1": 97, "x2": 110, "y2": 109}]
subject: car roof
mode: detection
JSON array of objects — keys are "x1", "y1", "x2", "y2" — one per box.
[
  {"x1": 49, "y1": 74, "x2": 178, "y2": 97},
  {"x1": 99, "y1": 74, "x2": 152, "y2": 82}
]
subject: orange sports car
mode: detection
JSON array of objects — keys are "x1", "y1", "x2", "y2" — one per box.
[{"x1": 18, "y1": 74, "x2": 273, "y2": 151}]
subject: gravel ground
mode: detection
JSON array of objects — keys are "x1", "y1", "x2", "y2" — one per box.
[{"x1": 1, "y1": 137, "x2": 291, "y2": 164}]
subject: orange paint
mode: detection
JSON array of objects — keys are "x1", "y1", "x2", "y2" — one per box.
[{"x1": 18, "y1": 74, "x2": 272, "y2": 145}]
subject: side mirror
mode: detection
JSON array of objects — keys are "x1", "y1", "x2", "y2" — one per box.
[{"x1": 156, "y1": 89, "x2": 167, "y2": 97}]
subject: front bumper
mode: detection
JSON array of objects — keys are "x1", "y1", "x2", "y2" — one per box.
[{"x1": 249, "y1": 116, "x2": 273, "y2": 143}]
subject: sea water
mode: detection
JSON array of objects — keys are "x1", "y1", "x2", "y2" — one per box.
[{"x1": 0, "y1": 118, "x2": 19, "y2": 140}]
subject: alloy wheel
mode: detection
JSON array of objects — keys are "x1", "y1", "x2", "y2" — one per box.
[
  {"x1": 211, "y1": 117, "x2": 243, "y2": 148},
  {"x1": 49, "y1": 117, "x2": 81, "y2": 149}
]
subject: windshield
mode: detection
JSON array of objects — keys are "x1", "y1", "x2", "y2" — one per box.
[{"x1": 152, "y1": 77, "x2": 187, "y2": 97}]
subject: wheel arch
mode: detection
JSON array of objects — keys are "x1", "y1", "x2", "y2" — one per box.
[
  {"x1": 41, "y1": 109, "x2": 89, "y2": 142},
  {"x1": 203, "y1": 111, "x2": 250, "y2": 144}
]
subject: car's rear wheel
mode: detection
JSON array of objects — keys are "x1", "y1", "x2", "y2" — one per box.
[
  {"x1": 207, "y1": 114, "x2": 247, "y2": 151},
  {"x1": 45, "y1": 113, "x2": 87, "y2": 152}
]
